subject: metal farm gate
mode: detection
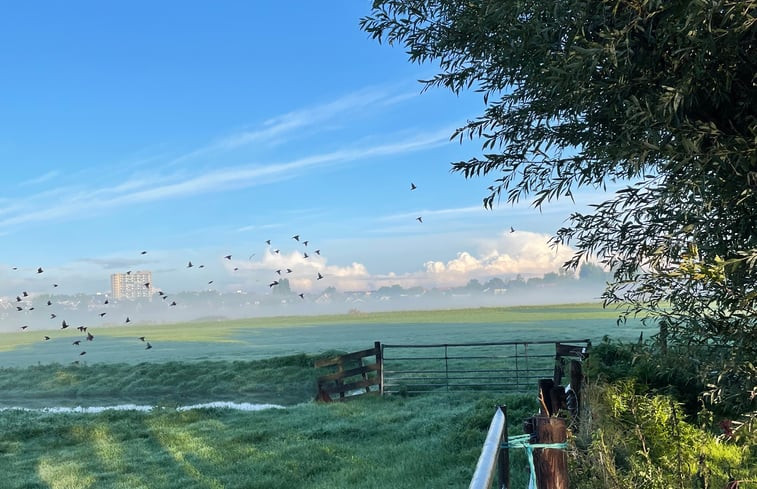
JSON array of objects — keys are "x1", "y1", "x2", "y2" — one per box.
[{"x1": 380, "y1": 339, "x2": 590, "y2": 394}]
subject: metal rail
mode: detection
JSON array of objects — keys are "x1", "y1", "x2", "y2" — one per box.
[
  {"x1": 469, "y1": 405, "x2": 509, "y2": 489},
  {"x1": 381, "y1": 339, "x2": 589, "y2": 394}
]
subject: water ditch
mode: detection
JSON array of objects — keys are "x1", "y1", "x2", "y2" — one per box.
[{"x1": 0, "y1": 401, "x2": 285, "y2": 413}]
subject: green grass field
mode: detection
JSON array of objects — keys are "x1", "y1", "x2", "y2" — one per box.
[
  {"x1": 0, "y1": 303, "x2": 652, "y2": 367},
  {"x1": 0, "y1": 304, "x2": 655, "y2": 488},
  {"x1": 0, "y1": 393, "x2": 540, "y2": 489}
]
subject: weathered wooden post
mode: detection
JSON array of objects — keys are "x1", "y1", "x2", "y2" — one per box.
[
  {"x1": 374, "y1": 341, "x2": 383, "y2": 395},
  {"x1": 523, "y1": 416, "x2": 569, "y2": 489}
]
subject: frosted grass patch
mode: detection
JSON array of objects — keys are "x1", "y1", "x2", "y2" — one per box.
[{"x1": 0, "y1": 402, "x2": 284, "y2": 413}]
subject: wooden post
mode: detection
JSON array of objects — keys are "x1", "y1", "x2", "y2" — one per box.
[
  {"x1": 569, "y1": 361, "x2": 582, "y2": 412},
  {"x1": 524, "y1": 416, "x2": 569, "y2": 489},
  {"x1": 538, "y1": 379, "x2": 555, "y2": 415},
  {"x1": 375, "y1": 341, "x2": 383, "y2": 395}
]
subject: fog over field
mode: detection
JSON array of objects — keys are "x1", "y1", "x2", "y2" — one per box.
[{"x1": 0, "y1": 270, "x2": 609, "y2": 333}]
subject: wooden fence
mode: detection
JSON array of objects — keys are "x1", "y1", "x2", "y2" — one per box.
[{"x1": 314, "y1": 341, "x2": 383, "y2": 402}]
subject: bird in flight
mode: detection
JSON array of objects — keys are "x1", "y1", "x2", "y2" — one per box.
[
  {"x1": 303, "y1": 252, "x2": 309, "y2": 259},
  {"x1": 138, "y1": 337, "x2": 145, "y2": 342},
  {"x1": 43, "y1": 336, "x2": 50, "y2": 341},
  {"x1": 303, "y1": 240, "x2": 309, "y2": 246},
  {"x1": 61, "y1": 320, "x2": 69, "y2": 329},
  {"x1": 292, "y1": 235, "x2": 300, "y2": 241},
  {"x1": 141, "y1": 251, "x2": 147, "y2": 255},
  {"x1": 298, "y1": 293, "x2": 305, "y2": 299},
  {"x1": 15, "y1": 296, "x2": 21, "y2": 302},
  {"x1": 276, "y1": 269, "x2": 282, "y2": 275},
  {"x1": 79, "y1": 351, "x2": 86, "y2": 356},
  {"x1": 50, "y1": 313, "x2": 57, "y2": 319},
  {"x1": 317, "y1": 272, "x2": 324, "y2": 280},
  {"x1": 314, "y1": 249, "x2": 321, "y2": 255},
  {"x1": 37, "y1": 267, "x2": 44, "y2": 274},
  {"x1": 20, "y1": 325, "x2": 28, "y2": 330},
  {"x1": 265, "y1": 239, "x2": 271, "y2": 245},
  {"x1": 187, "y1": 261, "x2": 193, "y2": 268},
  {"x1": 170, "y1": 301, "x2": 177, "y2": 306},
  {"x1": 416, "y1": 217, "x2": 423, "y2": 223},
  {"x1": 99, "y1": 312, "x2": 107, "y2": 317},
  {"x1": 125, "y1": 317, "x2": 131, "y2": 323},
  {"x1": 86, "y1": 332, "x2": 94, "y2": 341},
  {"x1": 269, "y1": 280, "x2": 279, "y2": 287},
  {"x1": 73, "y1": 340, "x2": 81, "y2": 345},
  {"x1": 104, "y1": 299, "x2": 109, "y2": 304},
  {"x1": 510, "y1": 226, "x2": 515, "y2": 233},
  {"x1": 145, "y1": 342, "x2": 153, "y2": 350},
  {"x1": 16, "y1": 306, "x2": 22, "y2": 311},
  {"x1": 224, "y1": 255, "x2": 232, "y2": 260},
  {"x1": 144, "y1": 282, "x2": 150, "y2": 288},
  {"x1": 411, "y1": 182, "x2": 417, "y2": 190},
  {"x1": 208, "y1": 280, "x2": 214, "y2": 285},
  {"x1": 22, "y1": 291, "x2": 28, "y2": 297},
  {"x1": 47, "y1": 300, "x2": 52, "y2": 306}
]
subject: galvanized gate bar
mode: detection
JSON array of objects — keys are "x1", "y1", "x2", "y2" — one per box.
[
  {"x1": 381, "y1": 339, "x2": 590, "y2": 394},
  {"x1": 469, "y1": 406, "x2": 508, "y2": 489}
]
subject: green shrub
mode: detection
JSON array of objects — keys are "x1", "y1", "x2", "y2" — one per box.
[{"x1": 570, "y1": 381, "x2": 753, "y2": 489}]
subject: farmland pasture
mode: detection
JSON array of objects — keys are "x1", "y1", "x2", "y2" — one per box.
[
  {"x1": 0, "y1": 304, "x2": 655, "y2": 488},
  {"x1": 0, "y1": 393, "x2": 539, "y2": 489},
  {"x1": 0, "y1": 303, "x2": 651, "y2": 367}
]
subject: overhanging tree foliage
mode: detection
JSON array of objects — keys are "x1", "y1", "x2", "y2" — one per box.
[{"x1": 361, "y1": 0, "x2": 757, "y2": 413}]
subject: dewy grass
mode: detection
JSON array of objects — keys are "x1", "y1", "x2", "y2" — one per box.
[
  {"x1": 0, "y1": 355, "x2": 320, "y2": 408},
  {"x1": 0, "y1": 393, "x2": 538, "y2": 489}
]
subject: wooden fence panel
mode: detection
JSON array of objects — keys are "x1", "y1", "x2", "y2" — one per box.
[{"x1": 315, "y1": 341, "x2": 382, "y2": 402}]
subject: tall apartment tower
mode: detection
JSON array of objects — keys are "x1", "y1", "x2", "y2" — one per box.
[{"x1": 110, "y1": 271, "x2": 153, "y2": 300}]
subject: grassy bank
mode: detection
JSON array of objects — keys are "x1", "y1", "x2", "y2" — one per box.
[
  {"x1": 0, "y1": 393, "x2": 538, "y2": 489},
  {"x1": 0, "y1": 355, "x2": 321, "y2": 409}
]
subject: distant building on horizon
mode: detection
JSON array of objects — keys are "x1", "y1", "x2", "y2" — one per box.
[{"x1": 110, "y1": 271, "x2": 153, "y2": 300}]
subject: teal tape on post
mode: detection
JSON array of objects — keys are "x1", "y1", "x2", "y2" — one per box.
[{"x1": 501, "y1": 435, "x2": 568, "y2": 489}]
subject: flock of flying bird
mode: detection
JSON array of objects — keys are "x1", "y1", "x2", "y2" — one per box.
[
  {"x1": 7, "y1": 230, "x2": 341, "y2": 362},
  {"x1": 7, "y1": 182, "x2": 431, "y2": 362}
]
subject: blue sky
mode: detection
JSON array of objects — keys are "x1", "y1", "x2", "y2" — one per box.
[{"x1": 0, "y1": 2, "x2": 606, "y2": 298}]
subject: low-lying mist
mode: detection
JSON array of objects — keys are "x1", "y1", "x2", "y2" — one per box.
[{"x1": 0, "y1": 280, "x2": 607, "y2": 333}]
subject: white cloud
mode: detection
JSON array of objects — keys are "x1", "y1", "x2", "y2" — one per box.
[
  {"x1": 0, "y1": 131, "x2": 448, "y2": 231},
  {"x1": 222, "y1": 249, "x2": 371, "y2": 292},
  {"x1": 167, "y1": 84, "x2": 419, "y2": 165},
  {"x1": 237, "y1": 229, "x2": 578, "y2": 292},
  {"x1": 20, "y1": 170, "x2": 61, "y2": 186},
  {"x1": 423, "y1": 230, "x2": 575, "y2": 285}
]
